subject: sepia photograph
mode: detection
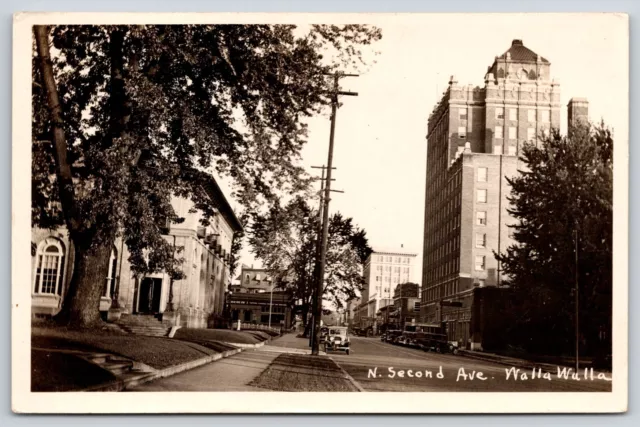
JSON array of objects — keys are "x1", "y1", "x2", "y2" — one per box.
[{"x1": 12, "y1": 12, "x2": 628, "y2": 413}]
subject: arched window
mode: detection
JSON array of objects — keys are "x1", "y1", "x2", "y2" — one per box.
[
  {"x1": 33, "y1": 239, "x2": 65, "y2": 295},
  {"x1": 104, "y1": 248, "x2": 118, "y2": 298}
]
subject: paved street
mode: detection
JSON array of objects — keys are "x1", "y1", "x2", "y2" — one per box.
[
  {"x1": 127, "y1": 334, "x2": 612, "y2": 392},
  {"x1": 330, "y1": 337, "x2": 613, "y2": 392}
]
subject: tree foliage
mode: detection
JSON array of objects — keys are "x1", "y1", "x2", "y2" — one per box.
[
  {"x1": 247, "y1": 197, "x2": 372, "y2": 328},
  {"x1": 496, "y1": 123, "x2": 613, "y2": 357},
  {"x1": 32, "y1": 24, "x2": 381, "y2": 327}
]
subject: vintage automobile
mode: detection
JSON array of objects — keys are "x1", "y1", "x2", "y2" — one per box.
[
  {"x1": 405, "y1": 331, "x2": 421, "y2": 348},
  {"x1": 384, "y1": 330, "x2": 403, "y2": 344},
  {"x1": 324, "y1": 326, "x2": 351, "y2": 355},
  {"x1": 419, "y1": 333, "x2": 457, "y2": 353}
]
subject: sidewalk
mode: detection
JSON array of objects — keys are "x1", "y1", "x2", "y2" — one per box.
[
  {"x1": 129, "y1": 350, "x2": 279, "y2": 392},
  {"x1": 264, "y1": 333, "x2": 327, "y2": 355}
]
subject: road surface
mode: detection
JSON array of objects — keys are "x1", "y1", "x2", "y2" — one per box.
[{"x1": 330, "y1": 336, "x2": 612, "y2": 392}]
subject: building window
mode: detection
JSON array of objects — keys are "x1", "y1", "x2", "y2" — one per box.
[
  {"x1": 477, "y1": 189, "x2": 487, "y2": 203},
  {"x1": 495, "y1": 126, "x2": 503, "y2": 139},
  {"x1": 495, "y1": 107, "x2": 504, "y2": 120},
  {"x1": 493, "y1": 145, "x2": 503, "y2": 155},
  {"x1": 508, "y1": 126, "x2": 517, "y2": 140},
  {"x1": 527, "y1": 127, "x2": 536, "y2": 142},
  {"x1": 475, "y1": 256, "x2": 486, "y2": 271},
  {"x1": 459, "y1": 108, "x2": 467, "y2": 120},
  {"x1": 476, "y1": 211, "x2": 487, "y2": 225},
  {"x1": 477, "y1": 167, "x2": 487, "y2": 182},
  {"x1": 414, "y1": 302, "x2": 420, "y2": 312},
  {"x1": 508, "y1": 145, "x2": 517, "y2": 156},
  {"x1": 104, "y1": 248, "x2": 118, "y2": 298},
  {"x1": 541, "y1": 110, "x2": 550, "y2": 123},
  {"x1": 509, "y1": 108, "x2": 517, "y2": 120},
  {"x1": 528, "y1": 109, "x2": 536, "y2": 122},
  {"x1": 476, "y1": 233, "x2": 486, "y2": 248},
  {"x1": 33, "y1": 239, "x2": 65, "y2": 295},
  {"x1": 458, "y1": 126, "x2": 466, "y2": 139}
]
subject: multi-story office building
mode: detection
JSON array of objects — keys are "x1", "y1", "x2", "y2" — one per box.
[
  {"x1": 420, "y1": 39, "x2": 588, "y2": 350},
  {"x1": 356, "y1": 248, "x2": 417, "y2": 331}
]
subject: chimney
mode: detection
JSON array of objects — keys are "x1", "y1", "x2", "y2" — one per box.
[
  {"x1": 567, "y1": 98, "x2": 589, "y2": 135},
  {"x1": 512, "y1": 39, "x2": 523, "y2": 46}
]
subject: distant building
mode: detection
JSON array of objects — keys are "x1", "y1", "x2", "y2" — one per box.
[
  {"x1": 227, "y1": 265, "x2": 293, "y2": 327},
  {"x1": 231, "y1": 266, "x2": 273, "y2": 293},
  {"x1": 31, "y1": 174, "x2": 243, "y2": 329},
  {"x1": 388, "y1": 282, "x2": 421, "y2": 329},
  {"x1": 420, "y1": 39, "x2": 588, "y2": 350},
  {"x1": 355, "y1": 248, "x2": 418, "y2": 333}
]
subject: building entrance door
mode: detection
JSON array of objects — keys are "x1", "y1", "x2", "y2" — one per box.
[{"x1": 138, "y1": 277, "x2": 162, "y2": 314}]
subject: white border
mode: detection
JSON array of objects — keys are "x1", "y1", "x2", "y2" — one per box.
[{"x1": 12, "y1": 12, "x2": 629, "y2": 414}]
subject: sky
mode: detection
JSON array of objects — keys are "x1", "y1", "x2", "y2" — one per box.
[{"x1": 220, "y1": 14, "x2": 628, "y2": 283}]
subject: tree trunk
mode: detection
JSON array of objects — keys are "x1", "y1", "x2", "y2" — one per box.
[{"x1": 56, "y1": 239, "x2": 113, "y2": 328}]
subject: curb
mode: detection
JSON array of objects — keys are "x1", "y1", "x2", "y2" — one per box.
[
  {"x1": 328, "y1": 356, "x2": 365, "y2": 392},
  {"x1": 221, "y1": 341, "x2": 266, "y2": 349},
  {"x1": 82, "y1": 347, "x2": 243, "y2": 392}
]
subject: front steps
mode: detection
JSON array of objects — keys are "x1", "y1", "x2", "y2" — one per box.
[{"x1": 115, "y1": 314, "x2": 173, "y2": 337}]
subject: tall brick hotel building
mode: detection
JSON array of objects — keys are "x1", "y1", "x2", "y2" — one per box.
[{"x1": 421, "y1": 40, "x2": 589, "y2": 350}]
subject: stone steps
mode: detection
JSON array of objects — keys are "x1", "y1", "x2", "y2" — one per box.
[
  {"x1": 118, "y1": 325, "x2": 171, "y2": 337},
  {"x1": 115, "y1": 314, "x2": 172, "y2": 337}
]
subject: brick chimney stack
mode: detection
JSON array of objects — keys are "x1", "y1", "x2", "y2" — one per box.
[{"x1": 567, "y1": 97, "x2": 589, "y2": 135}]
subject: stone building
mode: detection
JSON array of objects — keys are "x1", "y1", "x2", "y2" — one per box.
[
  {"x1": 420, "y1": 39, "x2": 589, "y2": 350},
  {"x1": 31, "y1": 175, "x2": 243, "y2": 329}
]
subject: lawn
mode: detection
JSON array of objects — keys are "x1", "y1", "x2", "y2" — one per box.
[
  {"x1": 31, "y1": 349, "x2": 117, "y2": 391},
  {"x1": 173, "y1": 328, "x2": 262, "y2": 345},
  {"x1": 32, "y1": 326, "x2": 217, "y2": 370},
  {"x1": 249, "y1": 353, "x2": 358, "y2": 392}
]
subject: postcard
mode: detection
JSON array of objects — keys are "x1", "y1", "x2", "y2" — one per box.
[{"x1": 12, "y1": 12, "x2": 628, "y2": 413}]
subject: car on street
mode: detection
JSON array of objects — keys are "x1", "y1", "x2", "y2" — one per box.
[
  {"x1": 384, "y1": 330, "x2": 402, "y2": 344},
  {"x1": 324, "y1": 326, "x2": 351, "y2": 355}
]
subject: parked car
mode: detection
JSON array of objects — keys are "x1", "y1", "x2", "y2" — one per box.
[
  {"x1": 419, "y1": 333, "x2": 457, "y2": 354},
  {"x1": 385, "y1": 330, "x2": 402, "y2": 344}
]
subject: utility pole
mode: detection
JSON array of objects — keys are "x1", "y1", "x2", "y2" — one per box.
[
  {"x1": 311, "y1": 72, "x2": 358, "y2": 355},
  {"x1": 309, "y1": 165, "x2": 329, "y2": 347}
]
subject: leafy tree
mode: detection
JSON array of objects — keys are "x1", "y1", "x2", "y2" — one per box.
[
  {"x1": 496, "y1": 123, "x2": 613, "y2": 358},
  {"x1": 32, "y1": 24, "x2": 381, "y2": 328},
  {"x1": 248, "y1": 197, "x2": 372, "y2": 334}
]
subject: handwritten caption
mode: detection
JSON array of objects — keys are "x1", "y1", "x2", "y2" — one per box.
[{"x1": 367, "y1": 366, "x2": 612, "y2": 382}]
